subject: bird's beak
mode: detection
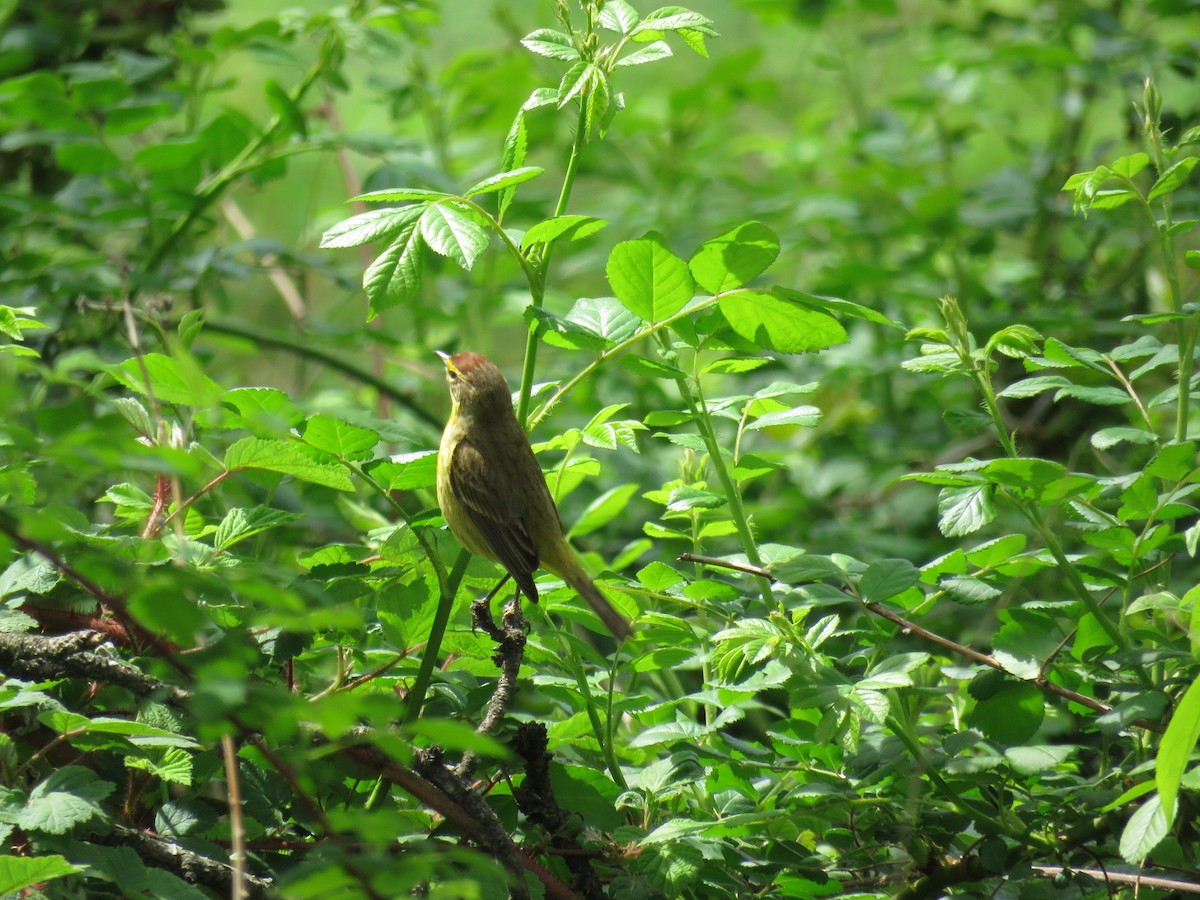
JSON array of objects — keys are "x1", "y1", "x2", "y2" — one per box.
[{"x1": 435, "y1": 350, "x2": 451, "y2": 366}]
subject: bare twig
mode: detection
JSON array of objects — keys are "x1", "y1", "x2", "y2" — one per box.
[{"x1": 222, "y1": 734, "x2": 247, "y2": 900}]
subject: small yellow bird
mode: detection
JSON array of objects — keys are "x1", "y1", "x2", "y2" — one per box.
[{"x1": 435, "y1": 351, "x2": 633, "y2": 640}]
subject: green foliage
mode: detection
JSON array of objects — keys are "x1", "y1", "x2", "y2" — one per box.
[{"x1": 4, "y1": 1, "x2": 1200, "y2": 898}]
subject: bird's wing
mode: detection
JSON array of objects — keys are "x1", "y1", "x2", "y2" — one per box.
[{"x1": 449, "y1": 437, "x2": 542, "y2": 601}]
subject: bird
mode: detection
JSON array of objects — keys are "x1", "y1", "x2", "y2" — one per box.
[{"x1": 435, "y1": 350, "x2": 633, "y2": 640}]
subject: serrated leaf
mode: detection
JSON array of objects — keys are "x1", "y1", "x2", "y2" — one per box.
[
  {"x1": 719, "y1": 291, "x2": 847, "y2": 354},
  {"x1": 1120, "y1": 793, "x2": 1170, "y2": 864},
  {"x1": 689, "y1": 221, "x2": 780, "y2": 294},
  {"x1": 1148, "y1": 156, "x2": 1199, "y2": 201},
  {"x1": 521, "y1": 215, "x2": 607, "y2": 249},
  {"x1": 940, "y1": 574, "x2": 1002, "y2": 605},
  {"x1": 774, "y1": 288, "x2": 899, "y2": 326},
  {"x1": 965, "y1": 533, "x2": 1027, "y2": 568},
  {"x1": 569, "y1": 484, "x2": 640, "y2": 538},
  {"x1": 464, "y1": 166, "x2": 544, "y2": 198},
  {"x1": 1091, "y1": 427, "x2": 1158, "y2": 450},
  {"x1": 600, "y1": 0, "x2": 640, "y2": 32},
  {"x1": 1055, "y1": 384, "x2": 1130, "y2": 406},
  {"x1": 607, "y1": 233, "x2": 694, "y2": 323},
  {"x1": 938, "y1": 484, "x2": 996, "y2": 537},
  {"x1": 18, "y1": 766, "x2": 113, "y2": 834},
  {"x1": 214, "y1": 507, "x2": 301, "y2": 552},
  {"x1": 109, "y1": 353, "x2": 223, "y2": 408},
  {"x1": 1157, "y1": 675, "x2": 1200, "y2": 828},
  {"x1": 264, "y1": 77, "x2": 306, "y2": 137},
  {"x1": 745, "y1": 406, "x2": 822, "y2": 430},
  {"x1": 1004, "y1": 744, "x2": 1073, "y2": 774},
  {"x1": 998, "y1": 375, "x2": 1073, "y2": 399},
  {"x1": 419, "y1": 203, "x2": 489, "y2": 269},
  {"x1": 225, "y1": 437, "x2": 354, "y2": 491},
  {"x1": 319, "y1": 206, "x2": 420, "y2": 249},
  {"x1": 363, "y1": 221, "x2": 423, "y2": 318},
  {"x1": 303, "y1": 414, "x2": 380, "y2": 461},
  {"x1": 557, "y1": 61, "x2": 594, "y2": 108},
  {"x1": 370, "y1": 451, "x2": 438, "y2": 492},
  {"x1": 635, "y1": 10, "x2": 717, "y2": 35},
  {"x1": 859, "y1": 559, "x2": 920, "y2": 603},
  {"x1": 521, "y1": 28, "x2": 580, "y2": 60},
  {"x1": 968, "y1": 682, "x2": 1043, "y2": 744},
  {"x1": 351, "y1": 188, "x2": 451, "y2": 203},
  {"x1": 0, "y1": 855, "x2": 82, "y2": 895},
  {"x1": 617, "y1": 41, "x2": 672, "y2": 67}
]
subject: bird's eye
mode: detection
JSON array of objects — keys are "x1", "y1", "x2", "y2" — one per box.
[{"x1": 447, "y1": 370, "x2": 459, "y2": 382}]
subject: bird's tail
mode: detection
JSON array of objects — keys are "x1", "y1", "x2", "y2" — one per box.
[{"x1": 558, "y1": 559, "x2": 633, "y2": 641}]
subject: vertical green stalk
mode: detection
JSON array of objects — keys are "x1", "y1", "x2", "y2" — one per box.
[
  {"x1": 1140, "y1": 79, "x2": 1192, "y2": 441},
  {"x1": 516, "y1": 100, "x2": 592, "y2": 427},
  {"x1": 941, "y1": 298, "x2": 1127, "y2": 650},
  {"x1": 666, "y1": 342, "x2": 775, "y2": 603}
]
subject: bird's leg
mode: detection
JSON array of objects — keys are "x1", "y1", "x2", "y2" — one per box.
[
  {"x1": 501, "y1": 584, "x2": 528, "y2": 634},
  {"x1": 470, "y1": 574, "x2": 512, "y2": 640}
]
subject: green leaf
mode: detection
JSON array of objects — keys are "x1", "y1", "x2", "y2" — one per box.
[
  {"x1": 1109, "y1": 152, "x2": 1150, "y2": 177},
  {"x1": 1148, "y1": 156, "x2": 1199, "y2": 201},
  {"x1": 531, "y1": 295, "x2": 642, "y2": 351},
  {"x1": 939, "y1": 574, "x2": 1002, "y2": 605},
  {"x1": 969, "y1": 682, "x2": 1043, "y2": 744},
  {"x1": 744, "y1": 406, "x2": 822, "y2": 430},
  {"x1": 464, "y1": 166, "x2": 545, "y2": 198},
  {"x1": 557, "y1": 61, "x2": 594, "y2": 107},
  {"x1": 569, "y1": 484, "x2": 640, "y2": 538},
  {"x1": 225, "y1": 437, "x2": 355, "y2": 491},
  {"x1": 718, "y1": 291, "x2": 847, "y2": 353},
  {"x1": 981, "y1": 457, "x2": 1066, "y2": 491},
  {"x1": 600, "y1": 0, "x2": 641, "y2": 33},
  {"x1": 319, "y1": 206, "x2": 421, "y2": 250},
  {"x1": 689, "y1": 221, "x2": 780, "y2": 294},
  {"x1": 0, "y1": 855, "x2": 82, "y2": 895},
  {"x1": 607, "y1": 233, "x2": 695, "y2": 323},
  {"x1": 214, "y1": 507, "x2": 301, "y2": 552},
  {"x1": 127, "y1": 746, "x2": 193, "y2": 785},
  {"x1": 1004, "y1": 744, "x2": 1073, "y2": 774},
  {"x1": 998, "y1": 374, "x2": 1073, "y2": 399},
  {"x1": 992, "y1": 609, "x2": 1061, "y2": 678},
  {"x1": 635, "y1": 9, "x2": 717, "y2": 35},
  {"x1": 986, "y1": 324, "x2": 1042, "y2": 359},
  {"x1": 1119, "y1": 793, "x2": 1170, "y2": 864},
  {"x1": 222, "y1": 387, "x2": 304, "y2": 433},
  {"x1": 132, "y1": 138, "x2": 205, "y2": 172},
  {"x1": 1054, "y1": 384, "x2": 1130, "y2": 406},
  {"x1": 352, "y1": 188, "x2": 452, "y2": 203},
  {"x1": 521, "y1": 28, "x2": 579, "y2": 61},
  {"x1": 1157, "y1": 675, "x2": 1200, "y2": 829},
  {"x1": 263, "y1": 77, "x2": 306, "y2": 138},
  {"x1": 616, "y1": 41, "x2": 673, "y2": 67},
  {"x1": 363, "y1": 220, "x2": 423, "y2": 318},
  {"x1": 859, "y1": 559, "x2": 920, "y2": 603},
  {"x1": 1145, "y1": 441, "x2": 1196, "y2": 481},
  {"x1": 56, "y1": 141, "x2": 121, "y2": 174},
  {"x1": 1091, "y1": 427, "x2": 1158, "y2": 450},
  {"x1": 18, "y1": 766, "x2": 114, "y2": 834},
  {"x1": 938, "y1": 484, "x2": 996, "y2": 537},
  {"x1": 302, "y1": 415, "x2": 380, "y2": 461},
  {"x1": 965, "y1": 534, "x2": 1027, "y2": 568},
  {"x1": 774, "y1": 288, "x2": 899, "y2": 327},
  {"x1": 521, "y1": 215, "x2": 608, "y2": 249},
  {"x1": 419, "y1": 203, "x2": 489, "y2": 269},
  {"x1": 110, "y1": 353, "x2": 223, "y2": 408},
  {"x1": 369, "y1": 451, "x2": 439, "y2": 492}
]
